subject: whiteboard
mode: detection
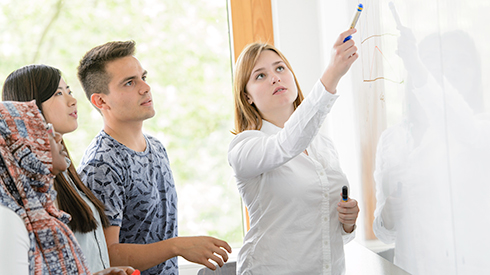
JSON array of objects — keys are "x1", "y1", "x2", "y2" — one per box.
[
  {"x1": 272, "y1": 0, "x2": 490, "y2": 274},
  {"x1": 358, "y1": 0, "x2": 490, "y2": 274}
]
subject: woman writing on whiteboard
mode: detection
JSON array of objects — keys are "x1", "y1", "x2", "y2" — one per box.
[{"x1": 228, "y1": 29, "x2": 360, "y2": 274}]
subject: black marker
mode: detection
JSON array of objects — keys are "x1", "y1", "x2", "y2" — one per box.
[{"x1": 342, "y1": 186, "x2": 349, "y2": 202}]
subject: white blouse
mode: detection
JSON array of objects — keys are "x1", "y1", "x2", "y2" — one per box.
[
  {"x1": 64, "y1": 171, "x2": 111, "y2": 273},
  {"x1": 0, "y1": 176, "x2": 110, "y2": 275},
  {"x1": 0, "y1": 205, "x2": 29, "y2": 275},
  {"x1": 229, "y1": 80, "x2": 355, "y2": 275}
]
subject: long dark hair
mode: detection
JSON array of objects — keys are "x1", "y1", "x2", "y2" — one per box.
[{"x1": 2, "y1": 64, "x2": 109, "y2": 232}]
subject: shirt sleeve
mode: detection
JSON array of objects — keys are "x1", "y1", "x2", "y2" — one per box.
[
  {"x1": 341, "y1": 224, "x2": 356, "y2": 245},
  {"x1": 229, "y1": 80, "x2": 339, "y2": 180},
  {"x1": 0, "y1": 205, "x2": 29, "y2": 275},
  {"x1": 79, "y1": 160, "x2": 125, "y2": 227}
]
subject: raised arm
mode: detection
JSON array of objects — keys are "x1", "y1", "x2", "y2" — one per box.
[{"x1": 230, "y1": 30, "x2": 359, "y2": 180}]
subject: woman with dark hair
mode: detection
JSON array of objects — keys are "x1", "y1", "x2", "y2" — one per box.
[{"x1": 2, "y1": 64, "x2": 111, "y2": 273}]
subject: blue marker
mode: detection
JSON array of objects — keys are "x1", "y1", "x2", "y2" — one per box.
[{"x1": 343, "y1": 3, "x2": 363, "y2": 42}]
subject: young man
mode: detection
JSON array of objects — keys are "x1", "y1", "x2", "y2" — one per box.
[{"x1": 76, "y1": 41, "x2": 231, "y2": 275}]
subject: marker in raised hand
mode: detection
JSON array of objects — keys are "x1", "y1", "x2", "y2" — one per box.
[
  {"x1": 342, "y1": 186, "x2": 349, "y2": 202},
  {"x1": 344, "y1": 3, "x2": 363, "y2": 43}
]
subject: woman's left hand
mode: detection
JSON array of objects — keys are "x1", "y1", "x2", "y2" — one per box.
[{"x1": 337, "y1": 197, "x2": 360, "y2": 233}]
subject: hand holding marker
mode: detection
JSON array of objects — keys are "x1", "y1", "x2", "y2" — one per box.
[{"x1": 344, "y1": 3, "x2": 363, "y2": 43}]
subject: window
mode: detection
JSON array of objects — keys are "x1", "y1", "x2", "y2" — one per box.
[{"x1": 0, "y1": 0, "x2": 243, "y2": 247}]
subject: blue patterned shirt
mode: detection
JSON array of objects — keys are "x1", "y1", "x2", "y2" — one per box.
[{"x1": 78, "y1": 131, "x2": 178, "y2": 275}]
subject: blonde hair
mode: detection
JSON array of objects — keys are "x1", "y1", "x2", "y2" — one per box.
[{"x1": 232, "y1": 43, "x2": 304, "y2": 134}]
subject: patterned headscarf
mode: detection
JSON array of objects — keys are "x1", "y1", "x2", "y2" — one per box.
[{"x1": 0, "y1": 101, "x2": 90, "y2": 274}]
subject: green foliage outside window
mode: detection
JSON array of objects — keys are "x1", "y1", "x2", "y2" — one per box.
[{"x1": 0, "y1": 0, "x2": 243, "y2": 246}]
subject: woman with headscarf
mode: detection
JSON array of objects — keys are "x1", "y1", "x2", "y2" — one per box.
[{"x1": 0, "y1": 100, "x2": 135, "y2": 275}]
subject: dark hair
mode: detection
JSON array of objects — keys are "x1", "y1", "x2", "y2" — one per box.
[
  {"x1": 1, "y1": 64, "x2": 109, "y2": 232},
  {"x1": 2, "y1": 64, "x2": 60, "y2": 112},
  {"x1": 77, "y1": 40, "x2": 136, "y2": 104}
]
